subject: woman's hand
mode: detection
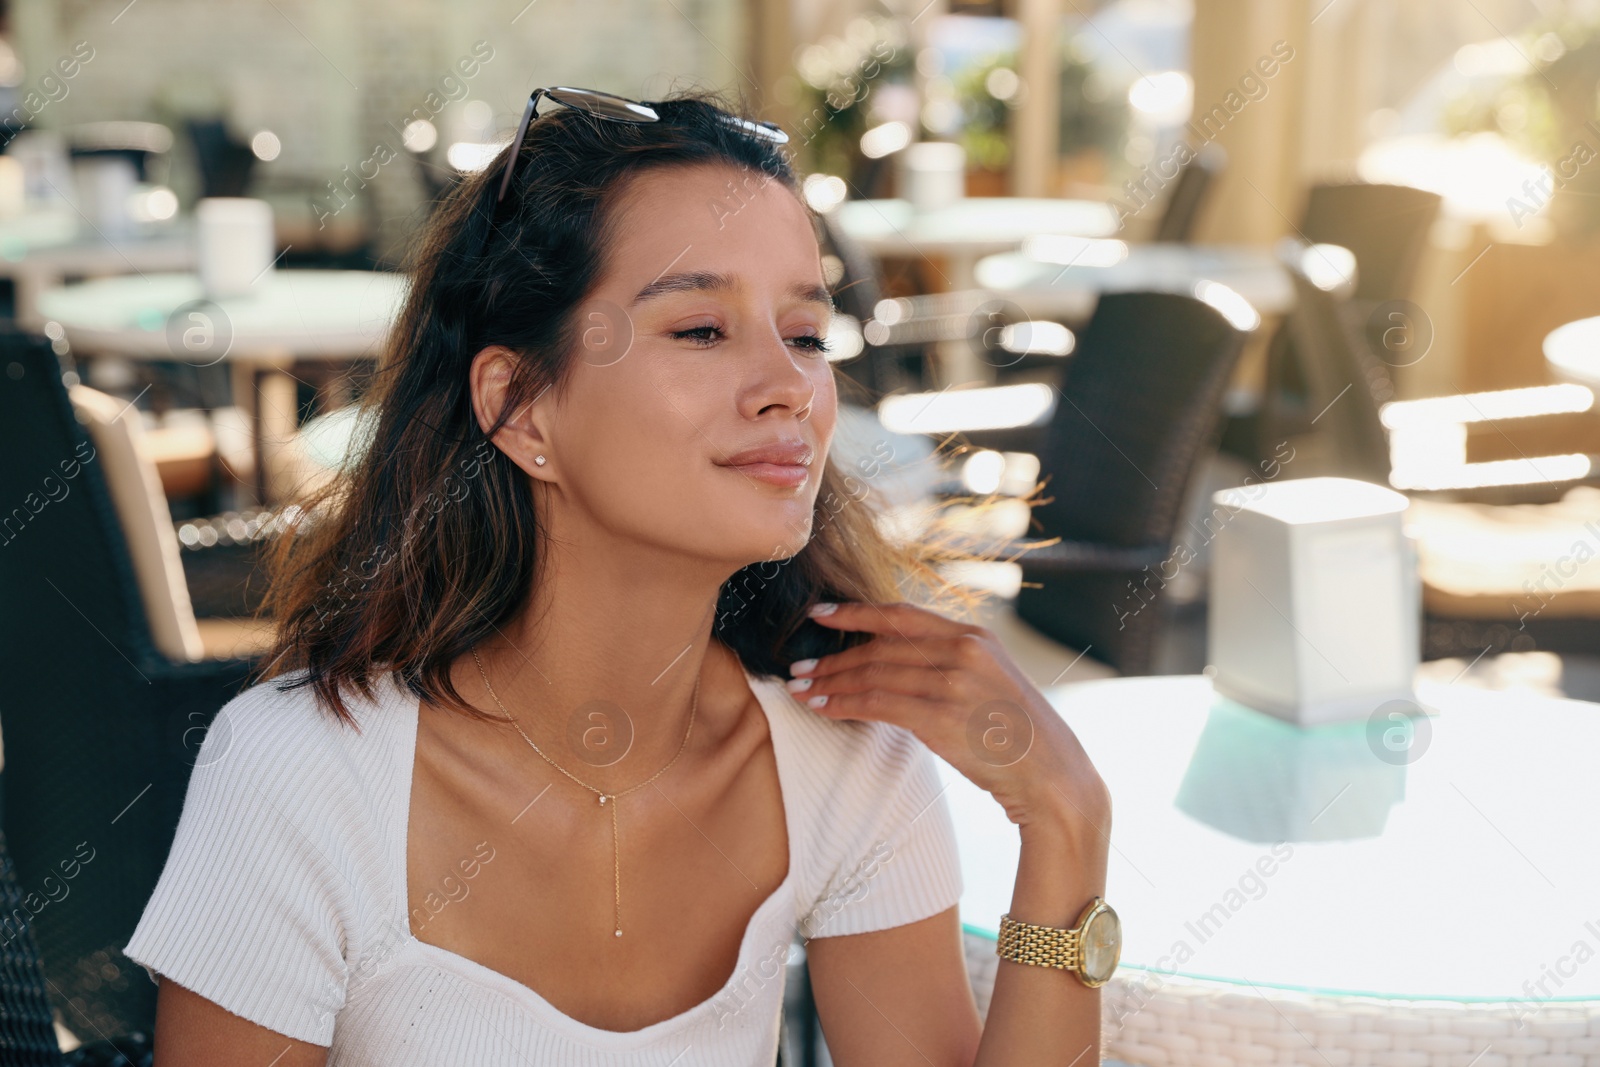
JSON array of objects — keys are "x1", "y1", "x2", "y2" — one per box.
[{"x1": 789, "y1": 600, "x2": 1112, "y2": 848}]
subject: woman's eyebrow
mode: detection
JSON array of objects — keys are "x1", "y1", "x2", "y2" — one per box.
[{"x1": 631, "y1": 270, "x2": 835, "y2": 311}]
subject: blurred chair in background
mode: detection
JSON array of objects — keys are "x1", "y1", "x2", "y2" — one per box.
[
  {"x1": 1274, "y1": 247, "x2": 1393, "y2": 484},
  {"x1": 64, "y1": 381, "x2": 278, "y2": 660},
  {"x1": 1299, "y1": 181, "x2": 1443, "y2": 305},
  {"x1": 1150, "y1": 143, "x2": 1225, "y2": 244},
  {"x1": 0, "y1": 330, "x2": 262, "y2": 1044},
  {"x1": 1007, "y1": 290, "x2": 1251, "y2": 676},
  {"x1": 878, "y1": 290, "x2": 1251, "y2": 677},
  {"x1": 184, "y1": 118, "x2": 255, "y2": 199},
  {"x1": 1226, "y1": 181, "x2": 1443, "y2": 463}
]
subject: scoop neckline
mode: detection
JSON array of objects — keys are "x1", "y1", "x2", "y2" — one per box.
[{"x1": 385, "y1": 662, "x2": 801, "y2": 1050}]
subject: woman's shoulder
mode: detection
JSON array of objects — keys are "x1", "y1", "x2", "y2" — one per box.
[
  {"x1": 750, "y1": 669, "x2": 932, "y2": 787},
  {"x1": 748, "y1": 669, "x2": 945, "y2": 842},
  {"x1": 175, "y1": 666, "x2": 419, "y2": 861},
  {"x1": 126, "y1": 668, "x2": 417, "y2": 1044},
  {"x1": 746, "y1": 670, "x2": 964, "y2": 940},
  {"x1": 194, "y1": 666, "x2": 414, "y2": 787}
]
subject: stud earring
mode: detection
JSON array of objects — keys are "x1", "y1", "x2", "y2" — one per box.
[{"x1": 534, "y1": 455, "x2": 547, "y2": 466}]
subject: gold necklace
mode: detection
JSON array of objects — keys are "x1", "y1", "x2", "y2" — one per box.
[{"x1": 470, "y1": 649, "x2": 700, "y2": 938}]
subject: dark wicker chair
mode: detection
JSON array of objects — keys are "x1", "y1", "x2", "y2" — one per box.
[
  {"x1": 1296, "y1": 181, "x2": 1443, "y2": 304},
  {"x1": 1003, "y1": 291, "x2": 1249, "y2": 676},
  {"x1": 185, "y1": 118, "x2": 256, "y2": 199},
  {"x1": 0, "y1": 829, "x2": 64, "y2": 1065},
  {"x1": 1275, "y1": 256, "x2": 1396, "y2": 485},
  {"x1": 1151, "y1": 143, "x2": 1226, "y2": 243},
  {"x1": 1226, "y1": 181, "x2": 1443, "y2": 462},
  {"x1": 0, "y1": 329, "x2": 257, "y2": 1044}
]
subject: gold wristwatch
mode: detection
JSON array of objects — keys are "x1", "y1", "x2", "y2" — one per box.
[{"x1": 995, "y1": 897, "x2": 1122, "y2": 987}]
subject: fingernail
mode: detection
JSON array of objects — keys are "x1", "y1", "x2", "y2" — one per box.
[
  {"x1": 807, "y1": 694, "x2": 829, "y2": 709},
  {"x1": 790, "y1": 658, "x2": 818, "y2": 676},
  {"x1": 785, "y1": 677, "x2": 813, "y2": 692},
  {"x1": 809, "y1": 602, "x2": 838, "y2": 617}
]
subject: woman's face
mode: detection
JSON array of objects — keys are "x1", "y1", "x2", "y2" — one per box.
[{"x1": 485, "y1": 161, "x2": 838, "y2": 572}]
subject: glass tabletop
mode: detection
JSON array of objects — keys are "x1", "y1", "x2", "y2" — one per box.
[
  {"x1": 0, "y1": 205, "x2": 186, "y2": 260},
  {"x1": 941, "y1": 673, "x2": 1600, "y2": 1002},
  {"x1": 37, "y1": 269, "x2": 409, "y2": 359}
]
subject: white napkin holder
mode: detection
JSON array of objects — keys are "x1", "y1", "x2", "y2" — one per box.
[
  {"x1": 197, "y1": 197, "x2": 276, "y2": 299},
  {"x1": 1208, "y1": 476, "x2": 1419, "y2": 727}
]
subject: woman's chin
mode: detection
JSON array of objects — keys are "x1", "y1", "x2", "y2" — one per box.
[{"x1": 713, "y1": 519, "x2": 814, "y2": 566}]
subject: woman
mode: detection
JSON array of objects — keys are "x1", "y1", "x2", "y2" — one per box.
[{"x1": 125, "y1": 88, "x2": 1112, "y2": 1065}]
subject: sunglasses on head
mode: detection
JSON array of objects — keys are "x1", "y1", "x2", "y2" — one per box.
[{"x1": 494, "y1": 85, "x2": 790, "y2": 203}]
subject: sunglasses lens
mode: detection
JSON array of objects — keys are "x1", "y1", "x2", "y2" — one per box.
[{"x1": 547, "y1": 86, "x2": 659, "y2": 123}]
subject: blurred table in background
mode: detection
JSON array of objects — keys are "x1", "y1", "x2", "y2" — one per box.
[
  {"x1": 832, "y1": 197, "x2": 1121, "y2": 290},
  {"x1": 945, "y1": 673, "x2": 1600, "y2": 1063},
  {"x1": 39, "y1": 269, "x2": 407, "y2": 505},
  {"x1": 974, "y1": 242, "x2": 1292, "y2": 323},
  {"x1": 0, "y1": 206, "x2": 196, "y2": 330}
]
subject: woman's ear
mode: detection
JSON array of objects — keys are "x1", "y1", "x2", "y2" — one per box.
[{"x1": 469, "y1": 345, "x2": 551, "y2": 478}]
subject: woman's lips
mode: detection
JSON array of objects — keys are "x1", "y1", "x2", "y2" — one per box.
[{"x1": 718, "y1": 461, "x2": 810, "y2": 488}]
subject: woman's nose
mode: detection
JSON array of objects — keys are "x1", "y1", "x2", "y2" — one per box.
[{"x1": 749, "y1": 332, "x2": 819, "y2": 416}]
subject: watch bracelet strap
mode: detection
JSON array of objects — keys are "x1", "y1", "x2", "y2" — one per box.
[{"x1": 995, "y1": 912, "x2": 1082, "y2": 971}]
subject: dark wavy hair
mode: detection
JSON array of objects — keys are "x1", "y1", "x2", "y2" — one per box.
[{"x1": 254, "y1": 87, "x2": 999, "y2": 725}]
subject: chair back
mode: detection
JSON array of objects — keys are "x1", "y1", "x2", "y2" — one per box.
[
  {"x1": 0, "y1": 330, "x2": 253, "y2": 1040},
  {"x1": 1152, "y1": 144, "x2": 1225, "y2": 243},
  {"x1": 1014, "y1": 291, "x2": 1248, "y2": 674},
  {"x1": 65, "y1": 384, "x2": 205, "y2": 662},
  {"x1": 1277, "y1": 252, "x2": 1394, "y2": 483},
  {"x1": 185, "y1": 119, "x2": 256, "y2": 199},
  {"x1": 1299, "y1": 182, "x2": 1442, "y2": 303},
  {"x1": 0, "y1": 334, "x2": 163, "y2": 679},
  {"x1": 1240, "y1": 182, "x2": 1438, "y2": 461}
]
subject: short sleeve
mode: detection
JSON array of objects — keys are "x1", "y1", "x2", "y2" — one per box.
[
  {"x1": 798, "y1": 722, "x2": 964, "y2": 940},
  {"x1": 123, "y1": 684, "x2": 356, "y2": 1046}
]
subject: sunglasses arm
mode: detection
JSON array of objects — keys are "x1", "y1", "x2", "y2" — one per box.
[{"x1": 496, "y1": 90, "x2": 547, "y2": 203}]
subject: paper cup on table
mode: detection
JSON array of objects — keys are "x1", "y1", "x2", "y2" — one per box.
[
  {"x1": 197, "y1": 197, "x2": 276, "y2": 299},
  {"x1": 72, "y1": 156, "x2": 139, "y2": 238},
  {"x1": 898, "y1": 141, "x2": 965, "y2": 214}
]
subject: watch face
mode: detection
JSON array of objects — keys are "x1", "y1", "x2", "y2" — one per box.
[{"x1": 1081, "y1": 906, "x2": 1121, "y2": 984}]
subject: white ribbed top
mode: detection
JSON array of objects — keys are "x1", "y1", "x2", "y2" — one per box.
[{"x1": 124, "y1": 663, "x2": 963, "y2": 1066}]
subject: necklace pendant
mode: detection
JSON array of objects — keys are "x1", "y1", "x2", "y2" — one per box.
[
  {"x1": 598, "y1": 794, "x2": 608, "y2": 806},
  {"x1": 614, "y1": 928, "x2": 623, "y2": 937}
]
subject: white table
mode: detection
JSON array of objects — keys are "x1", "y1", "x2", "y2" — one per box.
[
  {"x1": 831, "y1": 198, "x2": 1121, "y2": 288},
  {"x1": 944, "y1": 673, "x2": 1600, "y2": 1063},
  {"x1": 38, "y1": 270, "x2": 408, "y2": 504},
  {"x1": 973, "y1": 242, "x2": 1293, "y2": 323},
  {"x1": 1543, "y1": 316, "x2": 1600, "y2": 391},
  {"x1": 0, "y1": 207, "x2": 198, "y2": 330}
]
